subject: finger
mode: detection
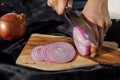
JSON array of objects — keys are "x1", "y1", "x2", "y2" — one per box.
[
  {"x1": 67, "y1": 0, "x2": 73, "y2": 8},
  {"x1": 95, "y1": 20, "x2": 105, "y2": 48},
  {"x1": 57, "y1": 0, "x2": 67, "y2": 15},
  {"x1": 98, "y1": 26, "x2": 104, "y2": 49},
  {"x1": 90, "y1": 42, "x2": 98, "y2": 57},
  {"x1": 47, "y1": 0, "x2": 52, "y2": 7},
  {"x1": 104, "y1": 20, "x2": 112, "y2": 33},
  {"x1": 89, "y1": 25, "x2": 100, "y2": 57},
  {"x1": 97, "y1": 18, "x2": 109, "y2": 34}
]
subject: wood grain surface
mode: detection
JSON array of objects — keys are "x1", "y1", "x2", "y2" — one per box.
[{"x1": 16, "y1": 33, "x2": 120, "y2": 71}]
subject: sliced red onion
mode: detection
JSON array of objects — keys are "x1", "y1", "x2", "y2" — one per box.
[
  {"x1": 48, "y1": 42, "x2": 76, "y2": 63},
  {"x1": 73, "y1": 26, "x2": 91, "y2": 55},
  {"x1": 41, "y1": 44, "x2": 54, "y2": 62},
  {"x1": 30, "y1": 46, "x2": 45, "y2": 61},
  {"x1": 30, "y1": 42, "x2": 76, "y2": 63}
]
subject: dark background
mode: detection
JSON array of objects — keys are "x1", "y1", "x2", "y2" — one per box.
[{"x1": 0, "y1": 0, "x2": 120, "y2": 80}]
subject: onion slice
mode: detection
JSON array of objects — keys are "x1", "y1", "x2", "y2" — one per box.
[
  {"x1": 30, "y1": 46, "x2": 44, "y2": 61},
  {"x1": 47, "y1": 42, "x2": 76, "y2": 63},
  {"x1": 41, "y1": 44, "x2": 54, "y2": 62}
]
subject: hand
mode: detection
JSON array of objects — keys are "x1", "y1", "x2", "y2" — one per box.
[
  {"x1": 82, "y1": 0, "x2": 112, "y2": 57},
  {"x1": 47, "y1": 0, "x2": 73, "y2": 15}
]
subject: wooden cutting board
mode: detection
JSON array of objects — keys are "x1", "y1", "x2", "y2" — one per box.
[{"x1": 16, "y1": 33, "x2": 120, "y2": 71}]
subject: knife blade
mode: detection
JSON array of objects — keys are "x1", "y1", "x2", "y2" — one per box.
[{"x1": 64, "y1": 7, "x2": 96, "y2": 45}]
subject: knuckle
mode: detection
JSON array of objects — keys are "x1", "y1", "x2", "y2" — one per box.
[
  {"x1": 57, "y1": 8, "x2": 65, "y2": 15},
  {"x1": 109, "y1": 20, "x2": 112, "y2": 26}
]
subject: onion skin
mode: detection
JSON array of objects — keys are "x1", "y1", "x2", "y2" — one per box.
[{"x1": 0, "y1": 13, "x2": 26, "y2": 41}]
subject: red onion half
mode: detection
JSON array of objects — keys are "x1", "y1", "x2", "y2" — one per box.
[
  {"x1": 30, "y1": 42, "x2": 76, "y2": 63},
  {"x1": 73, "y1": 26, "x2": 91, "y2": 56}
]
